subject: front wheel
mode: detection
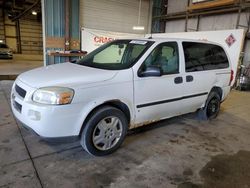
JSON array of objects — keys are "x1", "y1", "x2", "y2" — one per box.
[
  {"x1": 80, "y1": 106, "x2": 128, "y2": 156},
  {"x1": 198, "y1": 91, "x2": 221, "y2": 120}
]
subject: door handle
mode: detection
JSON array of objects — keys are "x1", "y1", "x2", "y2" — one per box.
[
  {"x1": 174, "y1": 77, "x2": 183, "y2": 84},
  {"x1": 186, "y1": 75, "x2": 193, "y2": 82}
]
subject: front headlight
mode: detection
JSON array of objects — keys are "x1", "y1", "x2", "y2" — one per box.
[{"x1": 32, "y1": 87, "x2": 74, "y2": 105}]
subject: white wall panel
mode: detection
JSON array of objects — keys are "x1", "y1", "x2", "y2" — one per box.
[
  {"x1": 167, "y1": 0, "x2": 188, "y2": 14},
  {"x1": 80, "y1": 0, "x2": 150, "y2": 34},
  {"x1": 165, "y1": 13, "x2": 249, "y2": 32},
  {"x1": 165, "y1": 18, "x2": 199, "y2": 33},
  {"x1": 238, "y1": 12, "x2": 250, "y2": 30},
  {"x1": 187, "y1": 18, "x2": 199, "y2": 31},
  {"x1": 243, "y1": 40, "x2": 250, "y2": 65},
  {"x1": 165, "y1": 19, "x2": 185, "y2": 33},
  {"x1": 199, "y1": 13, "x2": 238, "y2": 31}
]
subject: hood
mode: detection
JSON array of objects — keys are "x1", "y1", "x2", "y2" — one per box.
[{"x1": 18, "y1": 63, "x2": 118, "y2": 88}]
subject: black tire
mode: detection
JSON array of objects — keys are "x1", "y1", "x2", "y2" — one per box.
[
  {"x1": 80, "y1": 106, "x2": 128, "y2": 156},
  {"x1": 198, "y1": 91, "x2": 221, "y2": 120}
]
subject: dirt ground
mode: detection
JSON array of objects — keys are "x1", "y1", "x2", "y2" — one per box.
[{"x1": 0, "y1": 55, "x2": 42, "y2": 79}]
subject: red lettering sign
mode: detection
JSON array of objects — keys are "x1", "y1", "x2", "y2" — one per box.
[{"x1": 94, "y1": 36, "x2": 114, "y2": 44}]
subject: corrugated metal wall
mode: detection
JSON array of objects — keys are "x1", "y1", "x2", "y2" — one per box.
[
  {"x1": 45, "y1": 0, "x2": 65, "y2": 37},
  {"x1": 20, "y1": 19, "x2": 43, "y2": 54},
  {"x1": 44, "y1": 0, "x2": 66, "y2": 64},
  {"x1": 4, "y1": 14, "x2": 17, "y2": 52},
  {"x1": 70, "y1": 0, "x2": 80, "y2": 39},
  {"x1": 43, "y1": 0, "x2": 80, "y2": 65},
  {"x1": 79, "y1": 0, "x2": 150, "y2": 34}
]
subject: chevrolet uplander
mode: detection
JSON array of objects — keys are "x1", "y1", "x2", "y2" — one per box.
[{"x1": 11, "y1": 38, "x2": 233, "y2": 156}]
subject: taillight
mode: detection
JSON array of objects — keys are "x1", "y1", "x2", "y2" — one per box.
[{"x1": 229, "y1": 70, "x2": 234, "y2": 86}]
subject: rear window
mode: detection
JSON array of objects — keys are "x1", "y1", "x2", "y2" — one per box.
[
  {"x1": 183, "y1": 42, "x2": 229, "y2": 72},
  {"x1": 0, "y1": 43, "x2": 8, "y2": 48}
]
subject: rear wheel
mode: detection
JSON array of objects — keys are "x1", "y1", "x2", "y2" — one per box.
[
  {"x1": 80, "y1": 106, "x2": 128, "y2": 156},
  {"x1": 198, "y1": 91, "x2": 221, "y2": 120}
]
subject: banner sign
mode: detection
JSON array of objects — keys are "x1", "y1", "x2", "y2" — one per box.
[{"x1": 81, "y1": 28, "x2": 144, "y2": 53}]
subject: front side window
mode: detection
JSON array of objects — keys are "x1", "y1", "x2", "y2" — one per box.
[
  {"x1": 183, "y1": 42, "x2": 229, "y2": 72},
  {"x1": 78, "y1": 40, "x2": 154, "y2": 70},
  {"x1": 139, "y1": 42, "x2": 179, "y2": 75}
]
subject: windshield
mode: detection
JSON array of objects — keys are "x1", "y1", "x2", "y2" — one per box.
[
  {"x1": 0, "y1": 44, "x2": 8, "y2": 48},
  {"x1": 77, "y1": 40, "x2": 154, "y2": 70}
]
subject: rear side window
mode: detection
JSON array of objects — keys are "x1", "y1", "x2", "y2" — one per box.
[{"x1": 183, "y1": 42, "x2": 229, "y2": 72}]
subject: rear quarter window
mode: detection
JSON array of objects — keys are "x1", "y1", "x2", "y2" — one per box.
[{"x1": 183, "y1": 42, "x2": 229, "y2": 72}]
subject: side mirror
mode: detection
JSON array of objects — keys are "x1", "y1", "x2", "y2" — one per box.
[
  {"x1": 70, "y1": 59, "x2": 77, "y2": 63},
  {"x1": 139, "y1": 66, "x2": 162, "y2": 77}
]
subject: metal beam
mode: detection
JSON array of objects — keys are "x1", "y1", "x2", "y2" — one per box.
[
  {"x1": 15, "y1": 20, "x2": 21, "y2": 53},
  {"x1": 154, "y1": 4, "x2": 250, "y2": 21},
  {"x1": 187, "y1": 0, "x2": 237, "y2": 11},
  {"x1": 41, "y1": 0, "x2": 46, "y2": 66},
  {"x1": 11, "y1": 0, "x2": 40, "y2": 21},
  {"x1": 236, "y1": 0, "x2": 242, "y2": 29}
]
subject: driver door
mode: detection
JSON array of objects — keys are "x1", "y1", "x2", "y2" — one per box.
[{"x1": 133, "y1": 42, "x2": 184, "y2": 124}]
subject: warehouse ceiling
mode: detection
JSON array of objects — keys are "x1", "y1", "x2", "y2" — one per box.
[{"x1": 0, "y1": 0, "x2": 41, "y2": 21}]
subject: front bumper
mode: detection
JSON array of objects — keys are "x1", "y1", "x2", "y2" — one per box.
[
  {"x1": 11, "y1": 79, "x2": 84, "y2": 138},
  {"x1": 0, "y1": 53, "x2": 13, "y2": 59}
]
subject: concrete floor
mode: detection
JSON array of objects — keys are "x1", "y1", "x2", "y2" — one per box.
[
  {"x1": 0, "y1": 55, "x2": 43, "y2": 79},
  {"x1": 1, "y1": 80, "x2": 250, "y2": 188}
]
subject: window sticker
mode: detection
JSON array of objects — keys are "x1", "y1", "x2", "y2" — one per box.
[{"x1": 130, "y1": 40, "x2": 147, "y2": 45}]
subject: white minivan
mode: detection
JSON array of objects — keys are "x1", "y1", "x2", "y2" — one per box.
[{"x1": 11, "y1": 38, "x2": 233, "y2": 156}]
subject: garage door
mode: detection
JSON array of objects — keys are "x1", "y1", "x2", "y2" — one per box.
[
  {"x1": 20, "y1": 19, "x2": 43, "y2": 54},
  {"x1": 79, "y1": 0, "x2": 150, "y2": 33}
]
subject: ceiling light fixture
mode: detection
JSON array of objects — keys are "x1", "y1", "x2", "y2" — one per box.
[
  {"x1": 32, "y1": 11, "x2": 37, "y2": 15},
  {"x1": 133, "y1": 26, "x2": 145, "y2": 31},
  {"x1": 133, "y1": 0, "x2": 145, "y2": 31}
]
